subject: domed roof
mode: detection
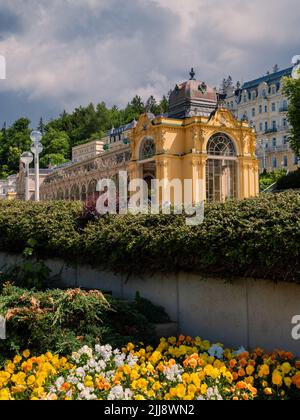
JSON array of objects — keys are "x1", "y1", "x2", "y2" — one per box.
[{"x1": 168, "y1": 68, "x2": 218, "y2": 119}]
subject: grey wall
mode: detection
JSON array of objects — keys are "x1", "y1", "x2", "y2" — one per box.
[{"x1": 0, "y1": 252, "x2": 299, "y2": 356}]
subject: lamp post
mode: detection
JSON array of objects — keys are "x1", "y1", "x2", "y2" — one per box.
[
  {"x1": 259, "y1": 140, "x2": 266, "y2": 172},
  {"x1": 30, "y1": 131, "x2": 44, "y2": 202},
  {"x1": 20, "y1": 152, "x2": 33, "y2": 201}
]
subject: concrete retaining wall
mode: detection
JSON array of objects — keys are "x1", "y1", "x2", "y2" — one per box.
[{"x1": 0, "y1": 252, "x2": 299, "y2": 355}]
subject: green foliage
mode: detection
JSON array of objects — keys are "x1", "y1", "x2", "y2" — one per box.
[
  {"x1": 0, "y1": 200, "x2": 82, "y2": 259},
  {"x1": 0, "y1": 118, "x2": 31, "y2": 178},
  {"x1": 0, "y1": 261, "x2": 51, "y2": 290},
  {"x1": 282, "y1": 74, "x2": 300, "y2": 156},
  {"x1": 40, "y1": 128, "x2": 70, "y2": 168},
  {"x1": 0, "y1": 284, "x2": 157, "y2": 364},
  {"x1": 0, "y1": 93, "x2": 170, "y2": 178},
  {"x1": 277, "y1": 169, "x2": 300, "y2": 190},
  {"x1": 132, "y1": 292, "x2": 170, "y2": 324},
  {"x1": 0, "y1": 194, "x2": 300, "y2": 283},
  {"x1": 259, "y1": 169, "x2": 287, "y2": 191}
]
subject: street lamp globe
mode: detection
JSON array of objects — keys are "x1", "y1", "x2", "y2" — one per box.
[
  {"x1": 31, "y1": 143, "x2": 44, "y2": 155},
  {"x1": 21, "y1": 151, "x2": 33, "y2": 166},
  {"x1": 30, "y1": 130, "x2": 43, "y2": 145}
]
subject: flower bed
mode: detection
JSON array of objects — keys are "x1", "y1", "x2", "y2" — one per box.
[{"x1": 0, "y1": 336, "x2": 299, "y2": 400}]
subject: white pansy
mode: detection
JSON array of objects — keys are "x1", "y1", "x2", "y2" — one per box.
[
  {"x1": 163, "y1": 364, "x2": 184, "y2": 382},
  {"x1": 55, "y1": 377, "x2": 65, "y2": 389}
]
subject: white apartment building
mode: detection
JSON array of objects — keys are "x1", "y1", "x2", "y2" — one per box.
[{"x1": 225, "y1": 64, "x2": 299, "y2": 173}]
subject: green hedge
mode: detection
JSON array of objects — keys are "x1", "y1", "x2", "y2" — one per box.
[
  {"x1": 277, "y1": 169, "x2": 300, "y2": 190},
  {"x1": 0, "y1": 193, "x2": 300, "y2": 283}
]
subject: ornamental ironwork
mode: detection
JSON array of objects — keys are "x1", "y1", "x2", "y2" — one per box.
[
  {"x1": 140, "y1": 137, "x2": 156, "y2": 161},
  {"x1": 207, "y1": 133, "x2": 236, "y2": 157}
]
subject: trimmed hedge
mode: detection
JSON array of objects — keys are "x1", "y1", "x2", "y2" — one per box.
[
  {"x1": 277, "y1": 169, "x2": 300, "y2": 190},
  {"x1": 0, "y1": 193, "x2": 300, "y2": 283}
]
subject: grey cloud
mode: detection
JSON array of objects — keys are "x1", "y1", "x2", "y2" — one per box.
[
  {"x1": 0, "y1": 0, "x2": 299, "y2": 126},
  {"x1": 0, "y1": 8, "x2": 23, "y2": 39}
]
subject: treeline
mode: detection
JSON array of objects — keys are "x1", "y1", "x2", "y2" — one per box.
[{"x1": 0, "y1": 95, "x2": 168, "y2": 178}]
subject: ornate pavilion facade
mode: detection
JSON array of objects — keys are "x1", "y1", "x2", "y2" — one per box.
[{"x1": 33, "y1": 70, "x2": 259, "y2": 203}]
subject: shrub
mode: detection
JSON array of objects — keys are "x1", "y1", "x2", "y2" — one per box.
[
  {"x1": 132, "y1": 292, "x2": 171, "y2": 324},
  {"x1": 0, "y1": 260, "x2": 52, "y2": 290},
  {"x1": 277, "y1": 169, "x2": 300, "y2": 190},
  {"x1": 0, "y1": 193, "x2": 300, "y2": 283},
  {"x1": 259, "y1": 169, "x2": 286, "y2": 191},
  {"x1": 0, "y1": 284, "x2": 157, "y2": 365}
]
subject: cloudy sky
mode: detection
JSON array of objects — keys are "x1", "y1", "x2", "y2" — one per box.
[{"x1": 0, "y1": 0, "x2": 299, "y2": 127}]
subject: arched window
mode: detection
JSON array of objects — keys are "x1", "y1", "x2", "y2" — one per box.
[
  {"x1": 87, "y1": 179, "x2": 98, "y2": 202},
  {"x1": 140, "y1": 137, "x2": 156, "y2": 161},
  {"x1": 206, "y1": 133, "x2": 238, "y2": 202},
  {"x1": 57, "y1": 188, "x2": 64, "y2": 200},
  {"x1": 70, "y1": 185, "x2": 80, "y2": 201},
  {"x1": 81, "y1": 184, "x2": 87, "y2": 202},
  {"x1": 207, "y1": 133, "x2": 236, "y2": 157}
]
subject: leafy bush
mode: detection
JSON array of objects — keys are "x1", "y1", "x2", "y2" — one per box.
[
  {"x1": 0, "y1": 284, "x2": 157, "y2": 365},
  {"x1": 277, "y1": 169, "x2": 300, "y2": 190},
  {"x1": 0, "y1": 201, "x2": 82, "y2": 259},
  {"x1": 0, "y1": 261, "x2": 52, "y2": 290},
  {"x1": 0, "y1": 194, "x2": 300, "y2": 283},
  {"x1": 132, "y1": 292, "x2": 170, "y2": 324},
  {"x1": 259, "y1": 169, "x2": 286, "y2": 191}
]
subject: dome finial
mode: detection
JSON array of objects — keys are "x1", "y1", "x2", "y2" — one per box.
[{"x1": 189, "y1": 68, "x2": 196, "y2": 80}]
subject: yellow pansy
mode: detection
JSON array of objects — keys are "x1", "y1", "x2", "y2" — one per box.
[
  {"x1": 272, "y1": 370, "x2": 283, "y2": 387},
  {"x1": 0, "y1": 389, "x2": 11, "y2": 400},
  {"x1": 13, "y1": 355, "x2": 22, "y2": 365},
  {"x1": 284, "y1": 377, "x2": 292, "y2": 388},
  {"x1": 152, "y1": 382, "x2": 162, "y2": 391},
  {"x1": 27, "y1": 375, "x2": 36, "y2": 386},
  {"x1": 200, "y1": 384, "x2": 208, "y2": 395},
  {"x1": 176, "y1": 384, "x2": 186, "y2": 399},
  {"x1": 22, "y1": 350, "x2": 30, "y2": 359},
  {"x1": 281, "y1": 363, "x2": 291, "y2": 375}
]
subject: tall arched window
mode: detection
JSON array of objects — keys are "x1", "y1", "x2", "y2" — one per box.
[
  {"x1": 207, "y1": 133, "x2": 236, "y2": 157},
  {"x1": 87, "y1": 179, "x2": 98, "y2": 202},
  {"x1": 206, "y1": 133, "x2": 238, "y2": 202},
  {"x1": 81, "y1": 184, "x2": 87, "y2": 202},
  {"x1": 57, "y1": 188, "x2": 64, "y2": 200},
  {"x1": 70, "y1": 185, "x2": 80, "y2": 201},
  {"x1": 140, "y1": 137, "x2": 156, "y2": 161}
]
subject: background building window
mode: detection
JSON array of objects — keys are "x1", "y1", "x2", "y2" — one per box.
[
  {"x1": 272, "y1": 103, "x2": 276, "y2": 112},
  {"x1": 283, "y1": 156, "x2": 288, "y2": 167},
  {"x1": 252, "y1": 108, "x2": 256, "y2": 117},
  {"x1": 272, "y1": 138, "x2": 277, "y2": 148},
  {"x1": 272, "y1": 157, "x2": 277, "y2": 168}
]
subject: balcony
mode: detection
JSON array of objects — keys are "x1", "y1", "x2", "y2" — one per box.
[
  {"x1": 257, "y1": 144, "x2": 290, "y2": 155},
  {"x1": 264, "y1": 128, "x2": 278, "y2": 134},
  {"x1": 279, "y1": 106, "x2": 288, "y2": 113}
]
